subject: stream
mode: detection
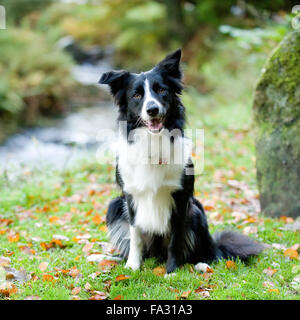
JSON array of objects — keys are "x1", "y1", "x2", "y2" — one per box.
[{"x1": 0, "y1": 58, "x2": 118, "y2": 174}]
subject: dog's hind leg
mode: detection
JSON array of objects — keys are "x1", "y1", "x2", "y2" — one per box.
[{"x1": 106, "y1": 196, "x2": 130, "y2": 259}]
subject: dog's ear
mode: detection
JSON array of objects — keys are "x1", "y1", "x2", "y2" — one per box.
[
  {"x1": 156, "y1": 49, "x2": 182, "y2": 79},
  {"x1": 99, "y1": 70, "x2": 130, "y2": 107},
  {"x1": 99, "y1": 70, "x2": 128, "y2": 85}
]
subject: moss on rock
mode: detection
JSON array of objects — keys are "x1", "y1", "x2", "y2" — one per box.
[{"x1": 253, "y1": 31, "x2": 300, "y2": 217}]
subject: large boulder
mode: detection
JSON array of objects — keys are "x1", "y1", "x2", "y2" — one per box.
[{"x1": 253, "y1": 30, "x2": 300, "y2": 218}]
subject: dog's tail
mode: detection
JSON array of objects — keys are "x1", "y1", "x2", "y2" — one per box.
[{"x1": 213, "y1": 230, "x2": 265, "y2": 262}]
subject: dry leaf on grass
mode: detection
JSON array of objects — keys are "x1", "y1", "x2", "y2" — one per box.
[
  {"x1": 0, "y1": 256, "x2": 11, "y2": 267},
  {"x1": 52, "y1": 234, "x2": 69, "y2": 241},
  {"x1": 263, "y1": 281, "x2": 275, "y2": 288},
  {"x1": 88, "y1": 272, "x2": 101, "y2": 279},
  {"x1": 98, "y1": 260, "x2": 118, "y2": 271},
  {"x1": 195, "y1": 288, "x2": 210, "y2": 298},
  {"x1": 19, "y1": 246, "x2": 36, "y2": 255},
  {"x1": 42, "y1": 274, "x2": 55, "y2": 282},
  {"x1": 4, "y1": 267, "x2": 30, "y2": 282},
  {"x1": 8, "y1": 233, "x2": 20, "y2": 243},
  {"x1": 89, "y1": 291, "x2": 108, "y2": 300},
  {"x1": 268, "y1": 288, "x2": 280, "y2": 294},
  {"x1": 115, "y1": 274, "x2": 131, "y2": 282},
  {"x1": 263, "y1": 267, "x2": 277, "y2": 277},
  {"x1": 225, "y1": 260, "x2": 237, "y2": 270},
  {"x1": 284, "y1": 248, "x2": 299, "y2": 260},
  {"x1": 71, "y1": 287, "x2": 81, "y2": 295},
  {"x1": 92, "y1": 214, "x2": 104, "y2": 225},
  {"x1": 82, "y1": 242, "x2": 93, "y2": 254},
  {"x1": 290, "y1": 244, "x2": 300, "y2": 251},
  {"x1": 181, "y1": 290, "x2": 192, "y2": 299},
  {"x1": 39, "y1": 262, "x2": 48, "y2": 272},
  {"x1": 153, "y1": 266, "x2": 166, "y2": 276},
  {"x1": 24, "y1": 295, "x2": 41, "y2": 300},
  {"x1": 84, "y1": 282, "x2": 92, "y2": 291},
  {"x1": 0, "y1": 282, "x2": 18, "y2": 297},
  {"x1": 242, "y1": 226, "x2": 258, "y2": 235}
]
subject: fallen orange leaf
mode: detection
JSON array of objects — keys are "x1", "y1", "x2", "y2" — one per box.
[
  {"x1": 71, "y1": 287, "x2": 81, "y2": 295},
  {"x1": 69, "y1": 267, "x2": 81, "y2": 278},
  {"x1": 98, "y1": 260, "x2": 118, "y2": 271},
  {"x1": 0, "y1": 256, "x2": 11, "y2": 267},
  {"x1": 49, "y1": 216, "x2": 59, "y2": 223},
  {"x1": 226, "y1": 260, "x2": 237, "y2": 270},
  {"x1": 8, "y1": 233, "x2": 20, "y2": 243},
  {"x1": 115, "y1": 274, "x2": 131, "y2": 282},
  {"x1": 42, "y1": 274, "x2": 55, "y2": 282},
  {"x1": 0, "y1": 282, "x2": 18, "y2": 297},
  {"x1": 99, "y1": 225, "x2": 107, "y2": 232},
  {"x1": 92, "y1": 214, "x2": 103, "y2": 225},
  {"x1": 89, "y1": 291, "x2": 107, "y2": 300},
  {"x1": 39, "y1": 262, "x2": 48, "y2": 271},
  {"x1": 168, "y1": 287, "x2": 179, "y2": 293},
  {"x1": 263, "y1": 267, "x2": 277, "y2": 277},
  {"x1": 153, "y1": 266, "x2": 166, "y2": 277},
  {"x1": 203, "y1": 205, "x2": 215, "y2": 211},
  {"x1": 82, "y1": 242, "x2": 93, "y2": 254},
  {"x1": 268, "y1": 288, "x2": 280, "y2": 294},
  {"x1": 279, "y1": 216, "x2": 294, "y2": 224},
  {"x1": 181, "y1": 290, "x2": 192, "y2": 299},
  {"x1": 40, "y1": 242, "x2": 52, "y2": 251},
  {"x1": 50, "y1": 239, "x2": 65, "y2": 248},
  {"x1": 284, "y1": 248, "x2": 299, "y2": 260}
]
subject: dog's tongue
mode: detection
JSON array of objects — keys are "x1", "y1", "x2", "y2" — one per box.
[{"x1": 147, "y1": 119, "x2": 163, "y2": 132}]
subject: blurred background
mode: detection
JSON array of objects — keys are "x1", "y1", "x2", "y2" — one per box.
[{"x1": 0, "y1": 0, "x2": 297, "y2": 175}]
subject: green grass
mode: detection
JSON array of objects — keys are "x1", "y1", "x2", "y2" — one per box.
[
  {"x1": 1, "y1": 40, "x2": 300, "y2": 300},
  {"x1": 0, "y1": 98, "x2": 299, "y2": 300}
]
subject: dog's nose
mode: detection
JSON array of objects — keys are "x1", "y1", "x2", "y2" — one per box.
[{"x1": 146, "y1": 105, "x2": 159, "y2": 117}]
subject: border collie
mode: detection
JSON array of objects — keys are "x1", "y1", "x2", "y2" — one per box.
[{"x1": 99, "y1": 49, "x2": 264, "y2": 273}]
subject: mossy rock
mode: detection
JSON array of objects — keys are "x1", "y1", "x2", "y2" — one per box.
[{"x1": 253, "y1": 30, "x2": 300, "y2": 217}]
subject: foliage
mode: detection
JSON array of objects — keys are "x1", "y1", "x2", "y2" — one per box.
[
  {"x1": 1, "y1": 64, "x2": 299, "y2": 299},
  {"x1": 1, "y1": 34, "x2": 299, "y2": 300},
  {"x1": 35, "y1": 0, "x2": 173, "y2": 70},
  {"x1": 0, "y1": 27, "x2": 75, "y2": 141},
  {"x1": 1, "y1": 0, "x2": 54, "y2": 24}
]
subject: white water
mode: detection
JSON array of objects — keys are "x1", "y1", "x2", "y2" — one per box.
[{"x1": 0, "y1": 62, "x2": 117, "y2": 173}]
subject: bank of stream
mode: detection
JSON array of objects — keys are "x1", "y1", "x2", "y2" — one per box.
[{"x1": 0, "y1": 57, "x2": 118, "y2": 175}]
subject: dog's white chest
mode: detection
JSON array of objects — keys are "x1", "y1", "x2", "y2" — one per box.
[{"x1": 118, "y1": 129, "x2": 191, "y2": 234}]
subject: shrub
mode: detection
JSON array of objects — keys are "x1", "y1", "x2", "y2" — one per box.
[{"x1": 0, "y1": 27, "x2": 75, "y2": 141}]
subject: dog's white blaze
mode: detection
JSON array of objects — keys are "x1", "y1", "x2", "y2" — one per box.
[
  {"x1": 118, "y1": 128, "x2": 191, "y2": 236},
  {"x1": 141, "y1": 78, "x2": 163, "y2": 120}
]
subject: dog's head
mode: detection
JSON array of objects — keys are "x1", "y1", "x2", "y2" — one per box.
[{"x1": 99, "y1": 49, "x2": 183, "y2": 133}]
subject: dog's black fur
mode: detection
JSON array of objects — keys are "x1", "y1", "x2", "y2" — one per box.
[{"x1": 99, "y1": 49, "x2": 264, "y2": 273}]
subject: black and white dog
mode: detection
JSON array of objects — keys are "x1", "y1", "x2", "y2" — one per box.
[{"x1": 99, "y1": 49, "x2": 263, "y2": 274}]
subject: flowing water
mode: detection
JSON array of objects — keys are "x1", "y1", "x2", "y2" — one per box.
[{"x1": 0, "y1": 60, "x2": 118, "y2": 174}]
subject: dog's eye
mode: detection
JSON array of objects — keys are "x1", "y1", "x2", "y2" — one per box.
[
  {"x1": 158, "y1": 88, "x2": 166, "y2": 94},
  {"x1": 133, "y1": 93, "x2": 142, "y2": 99}
]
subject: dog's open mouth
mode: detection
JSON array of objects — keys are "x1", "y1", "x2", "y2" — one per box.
[{"x1": 145, "y1": 118, "x2": 164, "y2": 133}]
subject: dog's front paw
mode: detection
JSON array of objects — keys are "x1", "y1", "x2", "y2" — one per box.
[
  {"x1": 166, "y1": 257, "x2": 178, "y2": 274},
  {"x1": 194, "y1": 262, "x2": 211, "y2": 273},
  {"x1": 125, "y1": 259, "x2": 141, "y2": 271}
]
